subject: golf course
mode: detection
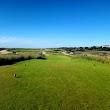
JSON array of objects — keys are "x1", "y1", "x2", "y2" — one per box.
[{"x1": 0, "y1": 54, "x2": 110, "y2": 110}]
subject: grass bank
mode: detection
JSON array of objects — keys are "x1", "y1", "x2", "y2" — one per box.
[
  {"x1": 72, "y1": 55, "x2": 110, "y2": 64},
  {"x1": 0, "y1": 52, "x2": 46, "y2": 66}
]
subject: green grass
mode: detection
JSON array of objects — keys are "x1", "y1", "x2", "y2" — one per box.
[
  {"x1": 8, "y1": 48, "x2": 41, "y2": 52},
  {"x1": 0, "y1": 55, "x2": 110, "y2": 110}
]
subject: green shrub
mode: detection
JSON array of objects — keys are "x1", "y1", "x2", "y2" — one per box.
[{"x1": 37, "y1": 54, "x2": 47, "y2": 60}]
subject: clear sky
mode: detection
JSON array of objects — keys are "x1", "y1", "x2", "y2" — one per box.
[{"x1": 0, "y1": 0, "x2": 110, "y2": 48}]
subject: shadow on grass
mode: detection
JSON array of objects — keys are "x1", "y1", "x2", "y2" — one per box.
[
  {"x1": 0, "y1": 59, "x2": 33, "y2": 66},
  {"x1": 16, "y1": 76, "x2": 22, "y2": 78},
  {"x1": 14, "y1": 76, "x2": 22, "y2": 78}
]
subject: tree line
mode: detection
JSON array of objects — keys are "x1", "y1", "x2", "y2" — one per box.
[{"x1": 60, "y1": 46, "x2": 110, "y2": 52}]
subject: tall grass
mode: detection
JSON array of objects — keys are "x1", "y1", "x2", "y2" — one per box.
[
  {"x1": 0, "y1": 52, "x2": 41, "y2": 66},
  {"x1": 72, "y1": 55, "x2": 110, "y2": 64},
  {"x1": 0, "y1": 55, "x2": 32, "y2": 66},
  {"x1": 0, "y1": 52, "x2": 47, "y2": 66}
]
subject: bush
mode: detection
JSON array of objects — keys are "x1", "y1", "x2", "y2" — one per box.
[{"x1": 37, "y1": 54, "x2": 47, "y2": 60}]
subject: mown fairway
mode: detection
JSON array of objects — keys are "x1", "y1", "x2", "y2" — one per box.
[{"x1": 0, "y1": 55, "x2": 110, "y2": 110}]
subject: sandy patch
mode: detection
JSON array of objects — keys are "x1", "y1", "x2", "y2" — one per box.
[{"x1": 0, "y1": 50, "x2": 12, "y2": 54}]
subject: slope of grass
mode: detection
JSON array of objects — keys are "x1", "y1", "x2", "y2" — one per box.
[{"x1": 0, "y1": 55, "x2": 110, "y2": 110}]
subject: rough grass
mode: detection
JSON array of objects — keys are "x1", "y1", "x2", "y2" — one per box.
[
  {"x1": 72, "y1": 55, "x2": 110, "y2": 64},
  {"x1": 0, "y1": 55, "x2": 110, "y2": 110},
  {"x1": 0, "y1": 52, "x2": 41, "y2": 66}
]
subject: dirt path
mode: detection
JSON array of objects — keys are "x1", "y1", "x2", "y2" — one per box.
[{"x1": 62, "y1": 52, "x2": 69, "y2": 55}]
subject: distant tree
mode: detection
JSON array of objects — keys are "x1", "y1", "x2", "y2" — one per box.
[
  {"x1": 85, "y1": 47, "x2": 89, "y2": 50},
  {"x1": 13, "y1": 51, "x2": 16, "y2": 54},
  {"x1": 78, "y1": 47, "x2": 85, "y2": 51}
]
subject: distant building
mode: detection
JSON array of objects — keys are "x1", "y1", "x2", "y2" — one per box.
[{"x1": 69, "y1": 52, "x2": 74, "y2": 55}]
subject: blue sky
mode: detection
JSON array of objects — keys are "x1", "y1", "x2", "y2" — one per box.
[{"x1": 0, "y1": 0, "x2": 110, "y2": 48}]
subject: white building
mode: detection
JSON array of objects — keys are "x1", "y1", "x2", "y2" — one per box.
[{"x1": 102, "y1": 45, "x2": 110, "y2": 48}]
